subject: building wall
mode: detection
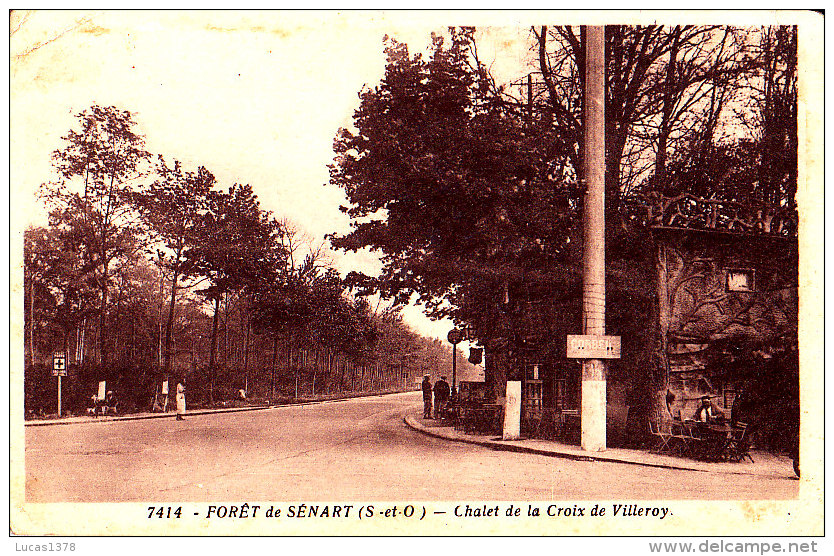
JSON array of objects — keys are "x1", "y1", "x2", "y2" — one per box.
[{"x1": 655, "y1": 229, "x2": 798, "y2": 420}]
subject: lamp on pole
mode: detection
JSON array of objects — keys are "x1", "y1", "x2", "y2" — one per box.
[{"x1": 447, "y1": 329, "x2": 464, "y2": 392}]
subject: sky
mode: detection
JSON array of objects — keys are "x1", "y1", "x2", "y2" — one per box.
[{"x1": 10, "y1": 10, "x2": 532, "y2": 346}]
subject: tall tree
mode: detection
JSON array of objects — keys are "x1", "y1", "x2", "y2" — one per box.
[
  {"x1": 42, "y1": 105, "x2": 150, "y2": 368},
  {"x1": 642, "y1": 26, "x2": 797, "y2": 233},
  {"x1": 190, "y1": 183, "x2": 283, "y2": 399},
  {"x1": 24, "y1": 225, "x2": 96, "y2": 366},
  {"x1": 531, "y1": 25, "x2": 753, "y2": 233},
  {"x1": 132, "y1": 157, "x2": 216, "y2": 375},
  {"x1": 330, "y1": 30, "x2": 577, "y2": 337},
  {"x1": 752, "y1": 26, "x2": 797, "y2": 210}
]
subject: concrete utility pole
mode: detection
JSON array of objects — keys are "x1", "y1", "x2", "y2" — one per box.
[{"x1": 580, "y1": 25, "x2": 607, "y2": 452}]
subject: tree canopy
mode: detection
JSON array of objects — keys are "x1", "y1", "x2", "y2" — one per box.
[
  {"x1": 330, "y1": 29, "x2": 579, "y2": 340},
  {"x1": 329, "y1": 24, "x2": 798, "y2": 358}
]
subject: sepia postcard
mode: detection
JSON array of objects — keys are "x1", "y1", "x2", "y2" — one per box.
[{"x1": 9, "y1": 10, "x2": 824, "y2": 538}]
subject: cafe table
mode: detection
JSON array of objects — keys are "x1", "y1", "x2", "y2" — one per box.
[{"x1": 691, "y1": 421, "x2": 741, "y2": 461}]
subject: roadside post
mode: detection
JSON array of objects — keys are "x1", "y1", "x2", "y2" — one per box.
[
  {"x1": 51, "y1": 351, "x2": 67, "y2": 417},
  {"x1": 161, "y1": 379, "x2": 169, "y2": 411},
  {"x1": 503, "y1": 380, "x2": 522, "y2": 441}
]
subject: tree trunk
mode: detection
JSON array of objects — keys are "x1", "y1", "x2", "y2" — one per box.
[
  {"x1": 130, "y1": 309, "x2": 136, "y2": 363},
  {"x1": 157, "y1": 270, "x2": 165, "y2": 371},
  {"x1": 99, "y1": 280, "x2": 108, "y2": 368},
  {"x1": 271, "y1": 334, "x2": 278, "y2": 399},
  {"x1": 655, "y1": 29, "x2": 680, "y2": 187},
  {"x1": 287, "y1": 333, "x2": 295, "y2": 398},
  {"x1": 163, "y1": 252, "x2": 182, "y2": 375},
  {"x1": 243, "y1": 311, "x2": 251, "y2": 393},
  {"x1": 221, "y1": 293, "x2": 229, "y2": 368},
  {"x1": 651, "y1": 242, "x2": 672, "y2": 424},
  {"x1": 28, "y1": 279, "x2": 35, "y2": 369},
  {"x1": 485, "y1": 339, "x2": 510, "y2": 401},
  {"x1": 208, "y1": 296, "x2": 220, "y2": 404},
  {"x1": 99, "y1": 255, "x2": 111, "y2": 368},
  {"x1": 75, "y1": 318, "x2": 86, "y2": 366}
]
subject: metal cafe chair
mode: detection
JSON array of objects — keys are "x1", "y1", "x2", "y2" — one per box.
[
  {"x1": 725, "y1": 422, "x2": 755, "y2": 463},
  {"x1": 650, "y1": 406, "x2": 694, "y2": 455},
  {"x1": 674, "y1": 419, "x2": 704, "y2": 457},
  {"x1": 648, "y1": 419, "x2": 674, "y2": 454}
]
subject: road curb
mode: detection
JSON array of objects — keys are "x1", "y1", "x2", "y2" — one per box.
[
  {"x1": 24, "y1": 404, "x2": 274, "y2": 426},
  {"x1": 24, "y1": 390, "x2": 416, "y2": 427},
  {"x1": 403, "y1": 415, "x2": 784, "y2": 477}
]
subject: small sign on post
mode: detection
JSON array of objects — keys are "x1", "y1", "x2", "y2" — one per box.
[
  {"x1": 566, "y1": 335, "x2": 621, "y2": 359},
  {"x1": 52, "y1": 351, "x2": 67, "y2": 417},
  {"x1": 52, "y1": 351, "x2": 67, "y2": 376},
  {"x1": 446, "y1": 329, "x2": 463, "y2": 345},
  {"x1": 447, "y1": 329, "x2": 464, "y2": 394}
]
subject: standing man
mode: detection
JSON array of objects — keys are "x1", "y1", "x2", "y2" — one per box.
[
  {"x1": 433, "y1": 376, "x2": 450, "y2": 419},
  {"x1": 421, "y1": 375, "x2": 433, "y2": 419},
  {"x1": 176, "y1": 379, "x2": 186, "y2": 421}
]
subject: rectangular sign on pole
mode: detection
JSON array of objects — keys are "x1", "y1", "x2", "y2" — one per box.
[
  {"x1": 52, "y1": 351, "x2": 67, "y2": 417},
  {"x1": 567, "y1": 335, "x2": 621, "y2": 359},
  {"x1": 52, "y1": 351, "x2": 67, "y2": 376}
]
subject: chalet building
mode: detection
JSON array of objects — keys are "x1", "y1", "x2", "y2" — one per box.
[{"x1": 477, "y1": 195, "x2": 798, "y2": 450}]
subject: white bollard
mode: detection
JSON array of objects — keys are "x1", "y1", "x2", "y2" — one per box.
[{"x1": 503, "y1": 381, "x2": 522, "y2": 440}]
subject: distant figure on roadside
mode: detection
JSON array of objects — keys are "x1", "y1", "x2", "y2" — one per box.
[
  {"x1": 105, "y1": 390, "x2": 118, "y2": 415},
  {"x1": 89, "y1": 394, "x2": 102, "y2": 418},
  {"x1": 433, "y1": 376, "x2": 450, "y2": 419},
  {"x1": 176, "y1": 380, "x2": 186, "y2": 420},
  {"x1": 237, "y1": 388, "x2": 247, "y2": 401},
  {"x1": 694, "y1": 395, "x2": 724, "y2": 423},
  {"x1": 421, "y1": 375, "x2": 433, "y2": 419}
]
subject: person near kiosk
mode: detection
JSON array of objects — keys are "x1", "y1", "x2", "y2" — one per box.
[
  {"x1": 433, "y1": 376, "x2": 450, "y2": 419},
  {"x1": 421, "y1": 375, "x2": 433, "y2": 419}
]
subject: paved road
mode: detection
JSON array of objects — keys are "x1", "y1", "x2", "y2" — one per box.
[{"x1": 25, "y1": 392, "x2": 797, "y2": 502}]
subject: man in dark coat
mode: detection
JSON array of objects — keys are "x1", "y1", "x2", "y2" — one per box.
[
  {"x1": 421, "y1": 375, "x2": 433, "y2": 419},
  {"x1": 433, "y1": 376, "x2": 451, "y2": 419}
]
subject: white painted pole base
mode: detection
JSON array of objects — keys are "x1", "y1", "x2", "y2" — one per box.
[
  {"x1": 503, "y1": 380, "x2": 522, "y2": 441},
  {"x1": 581, "y1": 377, "x2": 607, "y2": 451}
]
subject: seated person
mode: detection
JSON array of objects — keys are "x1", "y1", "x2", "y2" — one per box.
[
  {"x1": 694, "y1": 395, "x2": 725, "y2": 423},
  {"x1": 87, "y1": 395, "x2": 100, "y2": 416},
  {"x1": 105, "y1": 391, "x2": 118, "y2": 414}
]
